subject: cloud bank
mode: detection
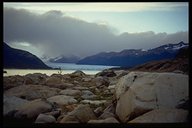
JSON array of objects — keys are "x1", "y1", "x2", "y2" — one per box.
[{"x1": 3, "y1": 7, "x2": 188, "y2": 58}]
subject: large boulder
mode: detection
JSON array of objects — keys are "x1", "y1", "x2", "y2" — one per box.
[
  {"x1": 4, "y1": 85, "x2": 61, "y2": 100},
  {"x1": 3, "y1": 95, "x2": 29, "y2": 116},
  {"x1": 128, "y1": 108, "x2": 188, "y2": 123},
  {"x1": 24, "y1": 73, "x2": 48, "y2": 85},
  {"x1": 115, "y1": 72, "x2": 188, "y2": 122},
  {"x1": 70, "y1": 70, "x2": 86, "y2": 78},
  {"x1": 60, "y1": 104, "x2": 97, "y2": 123},
  {"x1": 14, "y1": 99, "x2": 53, "y2": 120},
  {"x1": 95, "y1": 69, "x2": 116, "y2": 77},
  {"x1": 3, "y1": 75, "x2": 25, "y2": 90},
  {"x1": 35, "y1": 114, "x2": 56, "y2": 123},
  {"x1": 47, "y1": 95, "x2": 77, "y2": 106},
  {"x1": 81, "y1": 90, "x2": 97, "y2": 100},
  {"x1": 88, "y1": 117, "x2": 119, "y2": 123}
]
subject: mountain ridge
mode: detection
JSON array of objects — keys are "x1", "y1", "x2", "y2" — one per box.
[
  {"x1": 3, "y1": 42, "x2": 51, "y2": 69},
  {"x1": 77, "y1": 41, "x2": 188, "y2": 67}
]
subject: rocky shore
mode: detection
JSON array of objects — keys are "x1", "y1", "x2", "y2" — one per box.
[{"x1": 3, "y1": 69, "x2": 189, "y2": 124}]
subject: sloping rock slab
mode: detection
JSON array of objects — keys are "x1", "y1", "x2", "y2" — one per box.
[{"x1": 128, "y1": 108, "x2": 188, "y2": 123}]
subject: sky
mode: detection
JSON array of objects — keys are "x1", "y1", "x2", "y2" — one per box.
[{"x1": 3, "y1": 2, "x2": 188, "y2": 59}]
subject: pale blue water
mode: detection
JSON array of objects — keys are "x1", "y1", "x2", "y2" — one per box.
[
  {"x1": 4, "y1": 63, "x2": 118, "y2": 76},
  {"x1": 45, "y1": 62, "x2": 117, "y2": 71}
]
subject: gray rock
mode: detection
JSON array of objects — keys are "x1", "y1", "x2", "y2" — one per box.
[
  {"x1": 44, "y1": 110, "x2": 61, "y2": 118},
  {"x1": 14, "y1": 99, "x2": 53, "y2": 120},
  {"x1": 115, "y1": 70, "x2": 129, "y2": 79},
  {"x1": 81, "y1": 90, "x2": 97, "y2": 100},
  {"x1": 96, "y1": 69, "x2": 116, "y2": 77},
  {"x1": 35, "y1": 114, "x2": 56, "y2": 123},
  {"x1": 71, "y1": 70, "x2": 86, "y2": 77},
  {"x1": 4, "y1": 85, "x2": 60, "y2": 100},
  {"x1": 103, "y1": 103, "x2": 116, "y2": 114},
  {"x1": 45, "y1": 76, "x2": 74, "y2": 89},
  {"x1": 59, "y1": 89, "x2": 81, "y2": 97},
  {"x1": 24, "y1": 73, "x2": 48, "y2": 85},
  {"x1": 60, "y1": 104, "x2": 96, "y2": 123},
  {"x1": 99, "y1": 111, "x2": 115, "y2": 119},
  {"x1": 88, "y1": 117, "x2": 119, "y2": 123},
  {"x1": 94, "y1": 107, "x2": 103, "y2": 117},
  {"x1": 92, "y1": 77, "x2": 109, "y2": 87},
  {"x1": 115, "y1": 72, "x2": 189, "y2": 122},
  {"x1": 128, "y1": 108, "x2": 188, "y2": 123},
  {"x1": 3, "y1": 75, "x2": 25, "y2": 90},
  {"x1": 3, "y1": 95, "x2": 29, "y2": 115},
  {"x1": 81, "y1": 100, "x2": 107, "y2": 106},
  {"x1": 73, "y1": 86, "x2": 89, "y2": 90},
  {"x1": 82, "y1": 77, "x2": 92, "y2": 82},
  {"x1": 47, "y1": 95, "x2": 77, "y2": 106}
]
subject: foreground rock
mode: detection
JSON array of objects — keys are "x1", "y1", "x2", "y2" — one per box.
[
  {"x1": 14, "y1": 99, "x2": 53, "y2": 120},
  {"x1": 45, "y1": 76, "x2": 74, "y2": 89},
  {"x1": 60, "y1": 104, "x2": 97, "y2": 123},
  {"x1": 88, "y1": 117, "x2": 119, "y2": 123},
  {"x1": 3, "y1": 75, "x2": 25, "y2": 90},
  {"x1": 81, "y1": 90, "x2": 97, "y2": 100},
  {"x1": 4, "y1": 85, "x2": 61, "y2": 100},
  {"x1": 128, "y1": 108, "x2": 188, "y2": 123},
  {"x1": 35, "y1": 114, "x2": 56, "y2": 123},
  {"x1": 24, "y1": 73, "x2": 48, "y2": 85},
  {"x1": 59, "y1": 89, "x2": 81, "y2": 98},
  {"x1": 115, "y1": 72, "x2": 188, "y2": 122},
  {"x1": 47, "y1": 95, "x2": 77, "y2": 106},
  {"x1": 3, "y1": 95, "x2": 29, "y2": 116}
]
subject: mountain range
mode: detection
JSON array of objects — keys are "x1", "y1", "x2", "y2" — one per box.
[
  {"x1": 3, "y1": 42, "x2": 51, "y2": 69},
  {"x1": 77, "y1": 41, "x2": 188, "y2": 67}
]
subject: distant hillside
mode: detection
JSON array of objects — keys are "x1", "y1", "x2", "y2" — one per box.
[
  {"x1": 129, "y1": 47, "x2": 189, "y2": 74},
  {"x1": 77, "y1": 41, "x2": 188, "y2": 67},
  {"x1": 3, "y1": 42, "x2": 51, "y2": 69}
]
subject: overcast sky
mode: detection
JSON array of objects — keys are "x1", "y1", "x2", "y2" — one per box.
[{"x1": 3, "y1": 2, "x2": 188, "y2": 59}]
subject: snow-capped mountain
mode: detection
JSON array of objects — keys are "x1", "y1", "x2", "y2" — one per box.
[
  {"x1": 49, "y1": 55, "x2": 80, "y2": 63},
  {"x1": 77, "y1": 41, "x2": 188, "y2": 67}
]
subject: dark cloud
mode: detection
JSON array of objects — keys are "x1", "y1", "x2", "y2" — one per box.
[{"x1": 3, "y1": 7, "x2": 188, "y2": 58}]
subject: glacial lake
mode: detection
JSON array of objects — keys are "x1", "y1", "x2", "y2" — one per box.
[{"x1": 4, "y1": 62, "x2": 118, "y2": 76}]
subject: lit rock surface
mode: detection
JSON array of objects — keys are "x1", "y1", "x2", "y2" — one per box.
[
  {"x1": 47, "y1": 95, "x2": 77, "y2": 106},
  {"x1": 115, "y1": 72, "x2": 188, "y2": 122}
]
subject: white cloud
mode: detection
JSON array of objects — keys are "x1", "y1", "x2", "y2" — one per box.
[{"x1": 4, "y1": 7, "x2": 188, "y2": 58}]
